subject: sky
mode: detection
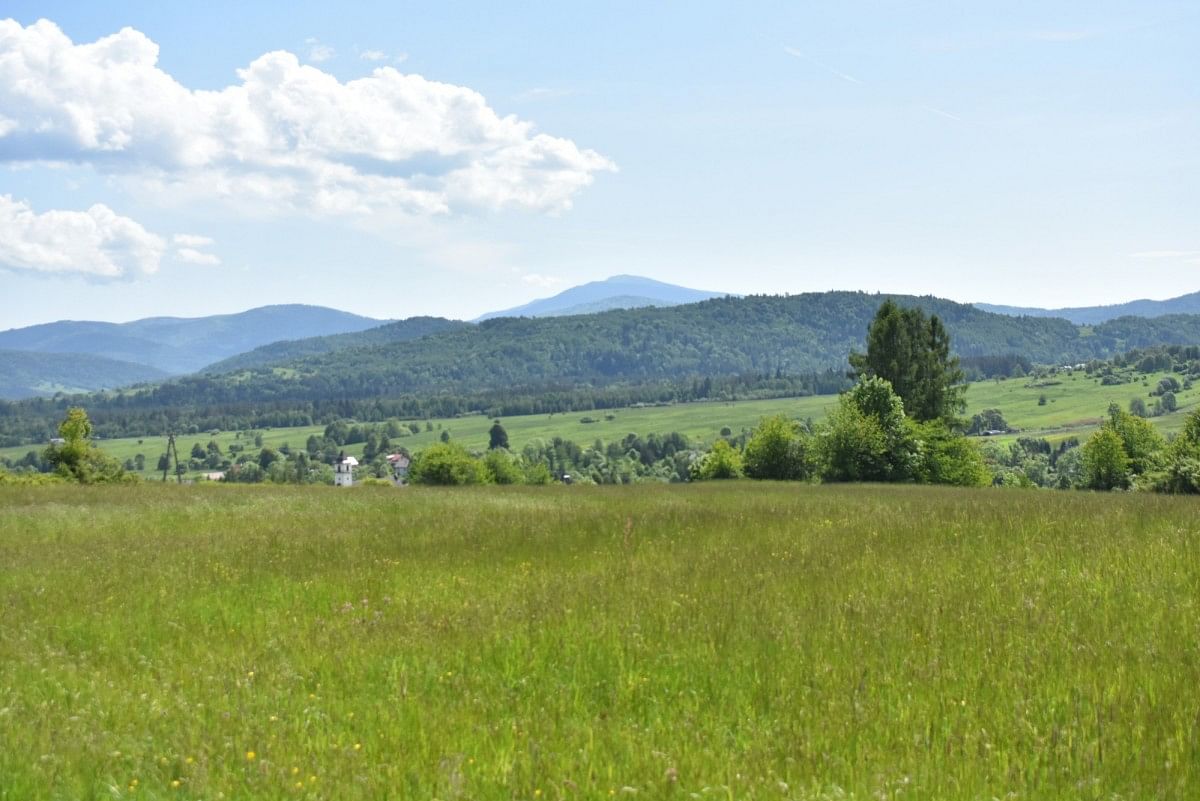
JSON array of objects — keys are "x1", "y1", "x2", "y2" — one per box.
[{"x1": 0, "y1": 1, "x2": 1197, "y2": 328}]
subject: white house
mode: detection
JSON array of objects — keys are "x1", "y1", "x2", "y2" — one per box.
[{"x1": 334, "y1": 455, "x2": 358, "y2": 487}]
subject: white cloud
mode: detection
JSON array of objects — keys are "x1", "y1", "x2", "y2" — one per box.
[
  {"x1": 359, "y1": 49, "x2": 387, "y2": 62},
  {"x1": 0, "y1": 19, "x2": 614, "y2": 219},
  {"x1": 176, "y1": 247, "x2": 220, "y2": 265},
  {"x1": 173, "y1": 233, "x2": 214, "y2": 247},
  {"x1": 305, "y1": 37, "x2": 334, "y2": 63},
  {"x1": 0, "y1": 195, "x2": 164, "y2": 278}
]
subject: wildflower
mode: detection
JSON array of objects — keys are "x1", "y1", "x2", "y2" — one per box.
[
  {"x1": 353, "y1": 743, "x2": 362, "y2": 751},
  {"x1": 245, "y1": 750, "x2": 256, "y2": 761},
  {"x1": 292, "y1": 767, "x2": 300, "y2": 775},
  {"x1": 185, "y1": 757, "x2": 194, "y2": 765},
  {"x1": 171, "y1": 780, "x2": 181, "y2": 789}
]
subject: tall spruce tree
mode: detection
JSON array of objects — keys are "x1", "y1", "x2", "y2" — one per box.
[{"x1": 849, "y1": 300, "x2": 966, "y2": 422}]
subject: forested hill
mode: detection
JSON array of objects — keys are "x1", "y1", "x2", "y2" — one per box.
[
  {"x1": 0, "y1": 350, "x2": 168, "y2": 400},
  {"x1": 35, "y1": 292, "x2": 1200, "y2": 406},
  {"x1": 0, "y1": 304, "x2": 387, "y2": 374},
  {"x1": 201, "y1": 316, "x2": 468, "y2": 372}
]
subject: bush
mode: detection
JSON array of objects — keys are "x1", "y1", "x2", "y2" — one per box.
[
  {"x1": 409, "y1": 443, "x2": 489, "y2": 486},
  {"x1": 1082, "y1": 429, "x2": 1131, "y2": 491},
  {"x1": 914, "y1": 422, "x2": 990, "y2": 487},
  {"x1": 482, "y1": 449, "x2": 524, "y2": 485},
  {"x1": 691, "y1": 439, "x2": 743, "y2": 480},
  {"x1": 817, "y1": 403, "x2": 889, "y2": 482},
  {"x1": 743, "y1": 415, "x2": 812, "y2": 481}
]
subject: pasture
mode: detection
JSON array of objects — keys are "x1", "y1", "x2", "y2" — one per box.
[
  {"x1": 2, "y1": 370, "x2": 1196, "y2": 476},
  {"x1": 1, "y1": 482, "x2": 1197, "y2": 799}
]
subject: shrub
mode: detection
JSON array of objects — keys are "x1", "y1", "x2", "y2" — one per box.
[
  {"x1": 691, "y1": 439, "x2": 743, "y2": 480},
  {"x1": 743, "y1": 415, "x2": 812, "y2": 481},
  {"x1": 410, "y1": 443, "x2": 489, "y2": 486},
  {"x1": 914, "y1": 422, "x2": 990, "y2": 487},
  {"x1": 482, "y1": 449, "x2": 524, "y2": 485},
  {"x1": 1082, "y1": 429, "x2": 1131, "y2": 491}
]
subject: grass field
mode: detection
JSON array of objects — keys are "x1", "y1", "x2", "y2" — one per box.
[
  {"x1": 4, "y1": 371, "x2": 1197, "y2": 476},
  {"x1": 1, "y1": 483, "x2": 1198, "y2": 799}
]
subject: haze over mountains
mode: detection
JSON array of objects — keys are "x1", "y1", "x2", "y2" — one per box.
[
  {"x1": 475, "y1": 275, "x2": 732, "y2": 320},
  {"x1": 976, "y1": 290, "x2": 1200, "y2": 325},
  {"x1": 4, "y1": 277, "x2": 1200, "y2": 403},
  {"x1": 0, "y1": 305, "x2": 387, "y2": 376}
]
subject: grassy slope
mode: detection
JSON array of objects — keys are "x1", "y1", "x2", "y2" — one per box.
[
  {"x1": 4, "y1": 372, "x2": 1197, "y2": 475},
  {"x1": 1, "y1": 483, "x2": 1197, "y2": 799}
]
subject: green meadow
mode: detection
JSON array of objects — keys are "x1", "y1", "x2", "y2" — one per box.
[
  {"x1": 4, "y1": 372, "x2": 1197, "y2": 476},
  {"x1": 1, "y1": 482, "x2": 1198, "y2": 800}
]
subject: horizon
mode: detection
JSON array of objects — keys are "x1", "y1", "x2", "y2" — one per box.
[
  {"x1": 6, "y1": 277, "x2": 1200, "y2": 329},
  {"x1": 2, "y1": 2, "x2": 1198, "y2": 328}
]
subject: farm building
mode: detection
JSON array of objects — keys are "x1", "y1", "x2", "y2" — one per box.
[{"x1": 387, "y1": 453, "x2": 411, "y2": 485}]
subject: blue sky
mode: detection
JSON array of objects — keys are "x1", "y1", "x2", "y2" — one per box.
[{"x1": 1, "y1": 1, "x2": 1197, "y2": 327}]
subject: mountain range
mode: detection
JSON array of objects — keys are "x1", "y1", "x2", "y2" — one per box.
[
  {"x1": 9, "y1": 290, "x2": 1200, "y2": 447},
  {"x1": 0, "y1": 305, "x2": 387, "y2": 376},
  {"x1": 975, "y1": 290, "x2": 1200, "y2": 325},
  {"x1": 4, "y1": 278, "x2": 1200, "y2": 404}
]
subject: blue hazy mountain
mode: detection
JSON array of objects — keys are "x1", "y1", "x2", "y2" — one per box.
[
  {"x1": 0, "y1": 304, "x2": 388, "y2": 375},
  {"x1": 0, "y1": 349, "x2": 169, "y2": 400},
  {"x1": 975, "y1": 290, "x2": 1200, "y2": 325},
  {"x1": 476, "y1": 275, "x2": 733, "y2": 320}
]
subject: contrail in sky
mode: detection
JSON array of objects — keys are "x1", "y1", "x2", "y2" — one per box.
[{"x1": 783, "y1": 47, "x2": 862, "y2": 84}]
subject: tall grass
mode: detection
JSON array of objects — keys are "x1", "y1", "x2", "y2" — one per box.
[{"x1": 1, "y1": 483, "x2": 1198, "y2": 799}]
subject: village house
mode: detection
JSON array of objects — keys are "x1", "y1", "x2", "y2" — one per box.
[{"x1": 386, "y1": 452, "x2": 411, "y2": 485}]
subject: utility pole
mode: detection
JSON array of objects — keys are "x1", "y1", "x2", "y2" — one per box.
[{"x1": 162, "y1": 432, "x2": 182, "y2": 483}]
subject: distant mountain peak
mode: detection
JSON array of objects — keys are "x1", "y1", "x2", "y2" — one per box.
[
  {"x1": 975, "y1": 289, "x2": 1200, "y2": 325},
  {"x1": 476, "y1": 274, "x2": 735, "y2": 321}
]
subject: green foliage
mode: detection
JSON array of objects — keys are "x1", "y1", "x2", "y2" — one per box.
[
  {"x1": 16, "y1": 294, "x2": 1200, "y2": 444},
  {"x1": 742, "y1": 415, "x2": 812, "y2": 481},
  {"x1": 817, "y1": 402, "x2": 890, "y2": 482},
  {"x1": 849, "y1": 300, "x2": 966, "y2": 422},
  {"x1": 1148, "y1": 407, "x2": 1200, "y2": 494},
  {"x1": 488, "y1": 419, "x2": 509, "y2": 450},
  {"x1": 409, "y1": 442, "x2": 489, "y2": 486},
  {"x1": 1082, "y1": 429, "x2": 1131, "y2": 491},
  {"x1": 914, "y1": 422, "x2": 990, "y2": 487},
  {"x1": 690, "y1": 439, "x2": 743, "y2": 480},
  {"x1": 1103, "y1": 403, "x2": 1165, "y2": 475},
  {"x1": 481, "y1": 449, "x2": 523, "y2": 485},
  {"x1": 966, "y1": 408, "x2": 1008, "y2": 434},
  {"x1": 43, "y1": 407, "x2": 130, "y2": 484}
]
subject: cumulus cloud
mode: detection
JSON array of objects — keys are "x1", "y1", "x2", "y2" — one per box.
[
  {"x1": 176, "y1": 247, "x2": 220, "y2": 265},
  {"x1": 359, "y1": 49, "x2": 387, "y2": 62},
  {"x1": 173, "y1": 233, "x2": 214, "y2": 247},
  {"x1": 0, "y1": 19, "x2": 614, "y2": 218},
  {"x1": 0, "y1": 195, "x2": 165, "y2": 278}
]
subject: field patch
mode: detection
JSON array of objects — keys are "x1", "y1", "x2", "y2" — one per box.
[{"x1": 1, "y1": 483, "x2": 1198, "y2": 798}]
